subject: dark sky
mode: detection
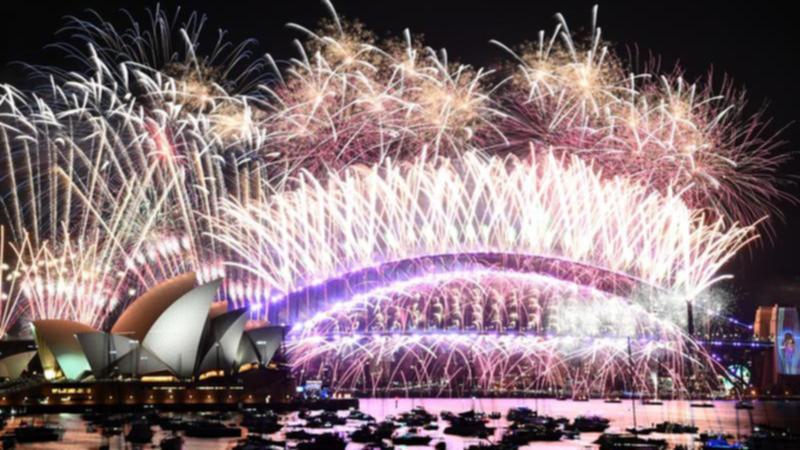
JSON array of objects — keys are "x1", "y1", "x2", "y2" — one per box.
[{"x1": 1, "y1": 1, "x2": 798, "y2": 320}]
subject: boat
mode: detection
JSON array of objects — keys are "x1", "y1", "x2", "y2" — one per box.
[
  {"x1": 440, "y1": 410, "x2": 456, "y2": 421},
  {"x1": 703, "y1": 437, "x2": 745, "y2": 450},
  {"x1": 392, "y1": 429, "x2": 432, "y2": 446},
  {"x1": 373, "y1": 421, "x2": 398, "y2": 439},
  {"x1": 232, "y1": 435, "x2": 286, "y2": 450},
  {"x1": 641, "y1": 399, "x2": 664, "y2": 406},
  {"x1": 488, "y1": 411, "x2": 502, "y2": 420},
  {"x1": 699, "y1": 433, "x2": 735, "y2": 442},
  {"x1": 506, "y1": 406, "x2": 536, "y2": 422},
  {"x1": 690, "y1": 402, "x2": 715, "y2": 408},
  {"x1": 467, "y1": 443, "x2": 519, "y2": 450},
  {"x1": 457, "y1": 409, "x2": 488, "y2": 421},
  {"x1": 508, "y1": 414, "x2": 559, "y2": 429},
  {"x1": 574, "y1": 394, "x2": 590, "y2": 401},
  {"x1": 604, "y1": 398, "x2": 623, "y2": 403},
  {"x1": 626, "y1": 427, "x2": 656, "y2": 435},
  {"x1": 363, "y1": 442, "x2": 395, "y2": 450},
  {"x1": 347, "y1": 409, "x2": 375, "y2": 422},
  {"x1": 734, "y1": 400, "x2": 754, "y2": 410},
  {"x1": 502, "y1": 425, "x2": 563, "y2": 444},
  {"x1": 160, "y1": 435, "x2": 184, "y2": 450},
  {"x1": 7, "y1": 424, "x2": 65, "y2": 443},
  {"x1": 157, "y1": 416, "x2": 189, "y2": 431},
  {"x1": 305, "y1": 411, "x2": 346, "y2": 428},
  {"x1": 596, "y1": 433, "x2": 668, "y2": 450},
  {"x1": 444, "y1": 416, "x2": 495, "y2": 437},
  {"x1": 296, "y1": 433, "x2": 347, "y2": 450},
  {"x1": 654, "y1": 421, "x2": 698, "y2": 434},
  {"x1": 423, "y1": 421, "x2": 438, "y2": 430},
  {"x1": 125, "y1": 421, "x2": 154, "y2": 444},
  {"x1": 397, "y1": 407, "x2": 436, "y2": 427},
  {"x1": 183, "y1": 420, "x2": 242, "y2": 438},
  {"x1": 350, "y1": 424, "x2": 381, "y2": 443},
  {"x1": 571, "y1": 415, "x2": 611, "y2": 432}
]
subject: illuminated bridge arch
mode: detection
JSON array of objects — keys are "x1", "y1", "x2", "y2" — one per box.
[{"x1": 210, "y1": 151, "x2": 752, "y2": 395}]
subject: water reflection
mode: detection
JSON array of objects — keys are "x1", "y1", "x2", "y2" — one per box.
[{"x1": 2, "y1": 399, "x2": 798, "y2": 449}]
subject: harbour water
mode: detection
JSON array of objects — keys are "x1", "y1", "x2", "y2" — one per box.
[{"x1": 2, "y1": 398, "x2": 799, "y2": 449}]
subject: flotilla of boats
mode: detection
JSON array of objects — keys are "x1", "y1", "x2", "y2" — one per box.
[{"x1": 0, "y1": 402, "x2": 797, "y2": 449}]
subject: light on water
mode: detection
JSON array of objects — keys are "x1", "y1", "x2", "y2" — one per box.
[{"x1": 3, "y1": 399, "x2": 798, "y2": 449}]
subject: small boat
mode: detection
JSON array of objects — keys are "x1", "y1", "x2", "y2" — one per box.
[
  {"x1": 444, "y1": 417, "x2": 494, "y2": 437},
  {"x1": 690, "y1": 402, "x2": 715, "y2": 408},
  {"x1": 641, "y1": 399, "x2": 664, "y2": 406},
  {"x1": 596, "y1": 433, "x2": 667, "y2": 450},
  {"x1": 157, "y1": 417, "x2": 189, "y2": 431},
  {"x1": 571, "y1": 415, "x2": 611, "y2": 432},
  {"x1": 699, "y1": 433, "x2": 735, "y2": 442},
  {"x1": 654, "y1": 421, "x2": 698, "y2": 434},
  {"x1": 347, "y1": 409, "x2": 375, "y2": 422},
  {"x1": 160, "y1": 434, "x2": 184, "y2": 450},
  {"x1": 183, "y1": 420, "x2": 242, "y2": 438},
  {"x1": 574, "y1": 394, "x2": 590, "y2": 402},
  {"x1": 488, "y1": 411, "x2": 502, "y2": 420},
  {"x1": 502, "y1": 426, "x2": 562, "y2": 444},
  {"x1": 232, "y1": 435, "x2": 286, "y2": 450},
  {"x1": 703, "y1": 437, "x2": 745, "y2": 450},
  {"x1": 604, "y1": 398, "x2": 623, "y2": 403},
  {"x1": 363, "y1": 442, "x2": 395, "y2": 450},
  {"x1": 373, "y1": 421, "x2": 398, "y2": 439},
  {"x1": 734, "y1": 400, "x2": 754, "y2": 410},
  {"x1": 468, "y1": 443, "x2": 520, "y2": 450},
  {"x1": 506, "y1": 406, "x2": 536, "y2": 422},
  {"x1": 392, "y1": 429, "x2": 432, "y2": 446},
  {"x1": 423, "y1": 422, "x2": 439, "y2": 430},
  {"x1": 397, "y1": 407, "x2": 436, "y2": 427},
  {"x1": 305, "y1": 411, "x2": 346, "y2": 428},
  {"x1": 440, "y1": 410, "x2": 456, "y2": 421},
  {"x1": 126, "y1": 422, "x2": 154, "y2": 444},
  {"x1": 350, "y1": 424, "x2": 381, "y2": 443},
  {"x1": 296, "y1": 433, "x2": 347, "y2": 450},
  {"x1": 627, "y1": 427, "x2": 656, "y2": 435}
]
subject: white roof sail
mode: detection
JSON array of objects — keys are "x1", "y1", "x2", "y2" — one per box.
[{"x1": 142, "y1": 279, "x2": 222, "y2": 378}]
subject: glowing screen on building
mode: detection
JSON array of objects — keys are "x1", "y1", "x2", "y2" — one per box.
[{"x1": 777, "y1": 307, "x2": 800, "y2": 375}]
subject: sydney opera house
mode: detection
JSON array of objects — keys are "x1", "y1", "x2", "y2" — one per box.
[{"x1": 0, "y1": 273, "x2": 292, "y2": 409}]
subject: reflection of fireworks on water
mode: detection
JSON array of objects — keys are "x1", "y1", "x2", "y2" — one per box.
[{"x1": 0, "y1": 4, "x2": 789, "y2": 393}]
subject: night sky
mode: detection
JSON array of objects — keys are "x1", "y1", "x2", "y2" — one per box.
[{"x1": 1, "y1": 1, "x2": 798, "y2": 320}]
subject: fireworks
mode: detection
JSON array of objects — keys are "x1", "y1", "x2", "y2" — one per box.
[
  {"x1": 0, "y1": 3, "x2": 789, "y2": 394},
  {"x1": 493, "y1": 6, "x2": 790, "y2": 227}
]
